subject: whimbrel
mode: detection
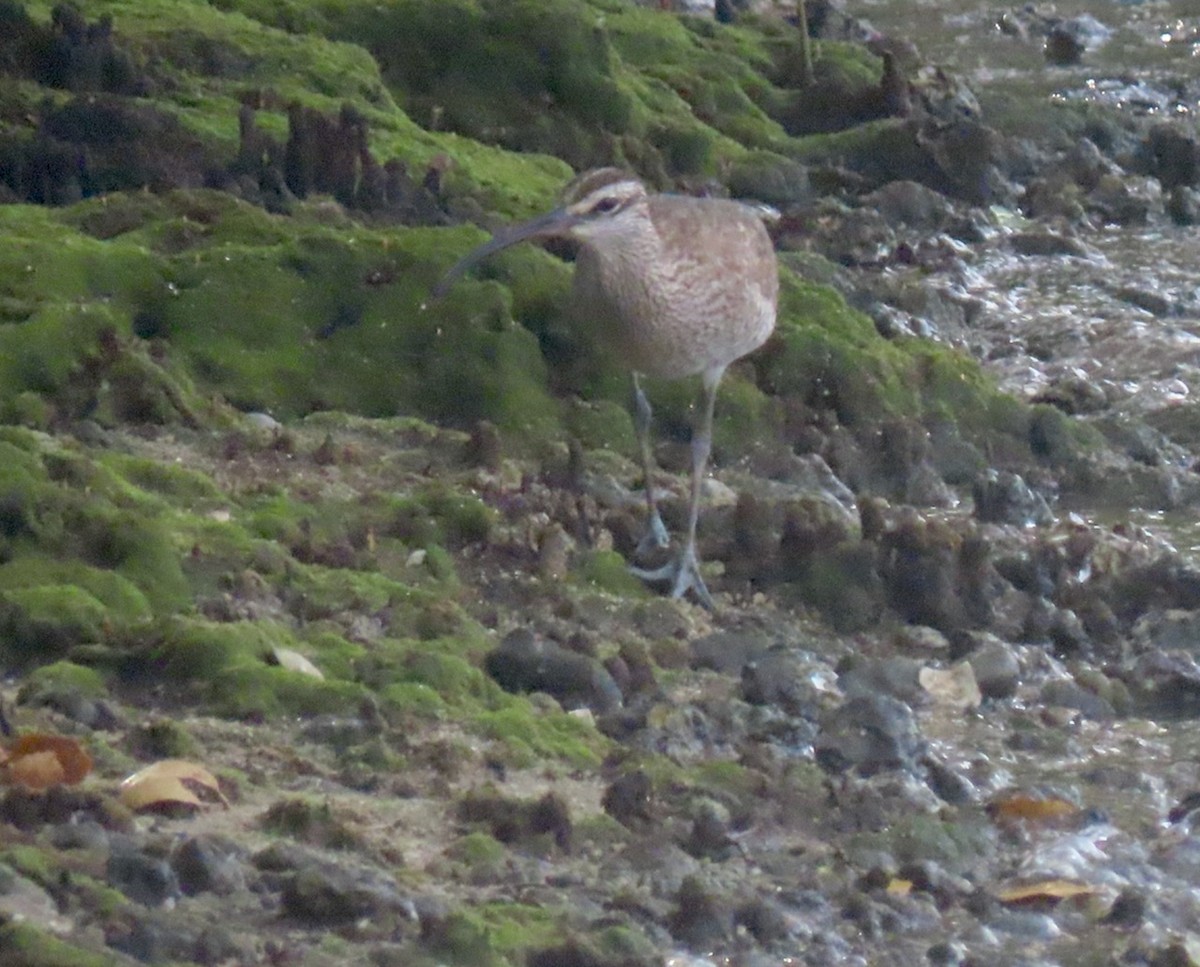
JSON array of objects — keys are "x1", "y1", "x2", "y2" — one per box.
[{"x1": 435, "y1": 168, "x2": 779, "y2": 608}]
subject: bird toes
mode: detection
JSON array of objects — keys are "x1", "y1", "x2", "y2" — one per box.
[
  {"x1": 629, "y1": 546, "x2": 715, "y2": 611},
  {"x1": 634, "y1": 512, "x2": 671, "y2": 557}
]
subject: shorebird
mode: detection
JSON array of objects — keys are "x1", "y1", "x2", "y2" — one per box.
[{"x1": 434, "y1": 168, "x2": 779, "y2": 608}]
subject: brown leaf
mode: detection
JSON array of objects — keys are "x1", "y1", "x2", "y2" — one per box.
[
  {"x1": 987, "y1": 791, "x2": 1080, "y2": 826},
  {"x1": 6, "y1": 750, "x2": 67, "y2": 790},
  {"x1": 119, "y1": 759, "x2": 228, "y2": 813},
  {"x1": 2, "y1": 733, "x2": 93, "y2": 788},
  {"x1": 998, "y1": 879, "x2": 1097, "y2": 906}
]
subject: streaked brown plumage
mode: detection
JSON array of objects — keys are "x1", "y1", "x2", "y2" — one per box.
[{"x1": 436, "y1": 168, "x2": 779, "y2": 608}]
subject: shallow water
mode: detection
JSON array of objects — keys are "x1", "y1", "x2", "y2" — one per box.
[
  {"x1": 847, "y1": 1, "x2": 1200, "y2": 959},
  {"x1": 969, "y1": 226, "x2": 1200, "y2": 415}
]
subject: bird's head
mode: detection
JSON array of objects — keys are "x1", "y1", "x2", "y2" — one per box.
[{"x1": 432, "y1": 168, "x2": 648, "y2": 298}]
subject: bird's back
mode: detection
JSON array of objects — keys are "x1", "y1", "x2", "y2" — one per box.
[{"x1": 573, "y1": 194, "x2": 778, "y2": 381}]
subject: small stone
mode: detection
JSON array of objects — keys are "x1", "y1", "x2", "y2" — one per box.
[
  {"x1": 601, "y1": 770, "x2": 653, "y2": 828},
  {"x1": 281, "y1": 863, "x2": 410, "y2": 925},
  {"x1": 667, "y1": 876, "x2": 733, "y2": 950},
  {"x1": 107, "y1": 849, "x2": 181, "y2": 908},
  {"x1": 967, "y1": 637, "x2": 1021, "y2": 700},
  {"x1": 172, "y1": 835, "x2": 247, "y2": 896},
  {"x1": 815, "y1": 694, "x2": 925, "y2": 776}
]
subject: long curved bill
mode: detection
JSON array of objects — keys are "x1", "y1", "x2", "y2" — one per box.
[{"x1": 431, "y1": 206, "x2": 579, "y2": 299}]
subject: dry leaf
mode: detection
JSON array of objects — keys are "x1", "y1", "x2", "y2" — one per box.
[
  {"x1": 119, "y1": 759, "x2": 228, "y2": 813},
  {"x1": 886, "y1": 878, "x2": 913, "y2": 897},
  {"x1": 6, "y1": 750, "x2": 66, "y2": 790},
  {"x1": 998, "y1": 879, "x2": 1097, "y2": 905},
  {"x1": 269, "y1": 647, "x2": 324, "y2": 680},
  {"x1": 987, "y1": 791, "x2": 1080, "y2": 826},
  {"x1": 2, "y1": 733, "x2": 93, "y2": 789}
]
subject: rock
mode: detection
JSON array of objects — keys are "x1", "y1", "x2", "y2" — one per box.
[
  {"x1": 1167, "y1": 185, "x2": 1200, "y2": 225},
  {"x1": 602, "y1": 770, "x2": 654, "y2": 828},
  {"x1": 1122, "y1": 649, "x2": 1200, "y2": 718},
  {"x1": 964, "y1": 637, "x2": 1021, "y2": 699},
  {"x1": 0, "y1": 864, "x2": 72, "y2": 936},
  {"x1": 667, "y1": 876, "x2": 734, "y2": 950},
  {"x1": 1087, "y1": 173, "x2": 1162, "y2": 224},
  {"x1": 1044, "y1": 26, "x2": 1085, "y2": 65},
  {"x1": 691, "y1": 629, "x2": 775, "y2": 674},
  {"x1": 1144, "y1": 123, "x2": 1199, "y2": 189},
  {"x1": 1039, "y1": 679, "x2": 1115, "y2": 720},
  {"x1": 280, "y1": 863, "x2": 413, "y2": 925},
  {"x1": 741, "y1": 648, "x2": 836, "y2": 719},
  {"x1": 735, "y1": 896, "x2": 792, "y2": 945},
  {"x1": 815, "y1": 694, "x2": 925, "y2": 776},
  {"x1": 49, "y1": 819, "x2": 110, "y2": 852},
  {"x1": 838, "y1": 655, "x2": 925, "y2": 705},
  {"x1": 458, "y1": 788, "x2": 573, "y2": 851},
  {"x1": 1102, "y1": 889, "x2": 1146, "y2": 928},
  {"x1": 1032, "y1": 375, "x2": 1110, "y2": 415},
  {"x1": 973, "y1": 469, "x2": 1054, "y2": 526},
  {"x1": 1114, "y1": 285, "x2": 1174, "y2": 318},
  {"x1": 683, "y1": 798, "x2": 735, "y2": 860},
  {"x1": 727, "y1": 153, "x2": 811, "y2": 208},
  {"x1": 107, "y1": 848, "x2": 181, "y2": 908},
  {"x1": 171, "y1": 835, "x2": 247, "y2": 897},
  {"x1": 862, "y1": 180, "x2": 956, "y2": 231},
  {"x1": 1008, "y1": 231, "x2": 1092, "y2": 257},
  {"x1": 485, "y1": 629, "x2": 622, "y2": 714}
]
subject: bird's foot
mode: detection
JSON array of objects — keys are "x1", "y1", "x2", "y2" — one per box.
[
  {"x1": 634, "y1": 511, "x2": 671, "y2": 557},
  {"x1": 629, "y1": 544, "x2": 714, "y2": 611}
]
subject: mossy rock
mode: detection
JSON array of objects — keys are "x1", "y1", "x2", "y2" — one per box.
[
  {"x1": 17, "y1": 660, "x2": 108, "y2": 702},
  {"x1": 0, "y1": 922, "x2": 119, "y2": 967},
  {"x1": 445, "y1": 831, "x2": 509, "y2": 883},
  {"x1": 0, "y1": 557, "x2": 153, "y2": 626},
  {"x1": 474, "y1": 702, "x2": 605, "y2": 768},
  {"x1": 0, "y1": 584, "x2": 111, "y2": 663},
  {"x1": 575, "y1": 549, "x2": 646, "y2": 598}
]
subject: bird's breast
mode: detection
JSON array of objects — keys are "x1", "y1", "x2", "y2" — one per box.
[{"x1": 572, "y1": 208, "x2": 777, "y2": 381}]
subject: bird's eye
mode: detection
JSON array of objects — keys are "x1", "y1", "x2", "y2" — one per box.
[{"x1": 592, "y1": 197, "x2": 620, "y2": 214}]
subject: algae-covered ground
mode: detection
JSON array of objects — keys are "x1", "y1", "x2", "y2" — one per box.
[{"x1": 0, "y1": 1, "x2": 1141, "y2": 965}]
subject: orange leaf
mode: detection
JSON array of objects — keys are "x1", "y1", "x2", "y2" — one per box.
[
  {"x1": 4, "y1": 733, "x2": 92, "y2": 787},
  {"x1": 987, "y1": 792, "x2": 1079, "y2": 826},
  {"x1": 6, "y1": 750, "x2": 67, "y2": 790}
]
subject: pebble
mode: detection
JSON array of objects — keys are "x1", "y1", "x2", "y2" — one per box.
[
  {"x1": 815, "y1": 694, "x2": 925, "y2": 776},
  {"x1": 107, "y1": 848, "x2": 182, "y2": 908},
  {"x1": 966, "y1": 636, "x2": 1022, "y2": 699},
  {"x1": 171, "y1": 834, "x2": 247, "y2": 896}
]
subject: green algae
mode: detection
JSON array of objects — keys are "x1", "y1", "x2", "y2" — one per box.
[
  {"x1": 0, "y1": 584, "x2": 110, "y2": 663},
  {"x1": 261, "y1": 796, "x2": 363, "y2": 849},
  {"x1": 474, "y1": 703, "x2": 604, "y2": 768},
  {"x1": 0, "y1": 923, "x2": 120, "y2": 967},
  {"x1": 127, "y1": 716, "x2": 198, "y2": 759},
  {"x1": 445, "y1": 830, "x2": 509, "y2": 882},
  {"x1": 576, "y1": 549, "x2": 648, "y2": 598},
  {"x1": 17, "y1": 659, "x2": 108, "y2": 700},
  {"x1": 149, "y1": 616, "x2": 368, "y2": 718}
]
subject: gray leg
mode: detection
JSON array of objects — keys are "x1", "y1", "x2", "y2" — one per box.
[
  {"x1": 630, "y1": 367, "x2": 724, "y2": 609},
  {"x1": 632, "y1": 372, "x2": 669, "y2": 554}
]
